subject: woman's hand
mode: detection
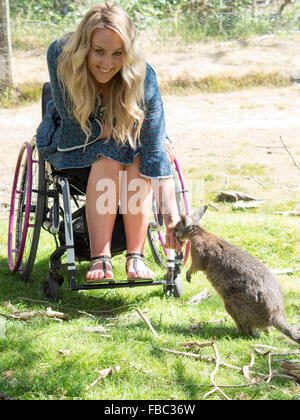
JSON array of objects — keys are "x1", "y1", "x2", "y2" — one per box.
[
  {"x1": 166, "y1": 141, "x2": 175, "y2": 164},
  {"x1": 164, "y1": 223, "x2": 185, "y2": 253}
]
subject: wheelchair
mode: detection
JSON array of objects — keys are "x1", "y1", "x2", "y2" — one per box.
[{"x1": 7, "y1": 82, "x2": 190, "y2": 301}]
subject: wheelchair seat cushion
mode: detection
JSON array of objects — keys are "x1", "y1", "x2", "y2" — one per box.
[{"x1": 52, "y1": 166, "x2": 91, "y2": 193}]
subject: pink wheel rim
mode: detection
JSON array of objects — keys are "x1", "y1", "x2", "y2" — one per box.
[{"x1": 8, "y1": 142, "x2": 33, "y2": 271}]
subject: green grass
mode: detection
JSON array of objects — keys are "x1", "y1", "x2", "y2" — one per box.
[
  {"x1": 0, "y1": 83, "x2": 42, "y2": 108},
  {"x1": 0, "y1": 209, "x2": 299, "y2": 400},
  {"x1": 160, "y1": 72, "x2": 292, "y2": 96}
]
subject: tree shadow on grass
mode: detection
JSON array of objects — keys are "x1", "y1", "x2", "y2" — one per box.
[{"x1": 0, "y1": 254, "x2": 168, "y2": 320}]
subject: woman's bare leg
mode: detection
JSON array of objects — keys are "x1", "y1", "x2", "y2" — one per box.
[
  {"x1": 85, "y1": 157, "x2": 122, "y2": 280},
  {"x1": 121, "y1": 156, "x2": 154, "y2": 279}
]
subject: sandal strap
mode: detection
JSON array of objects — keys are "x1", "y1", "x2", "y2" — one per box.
[
  {"x1": 126, "y1": 252, "x2": 144, "y2": 260},
  {"x1": 90, "y1": 255, "x2": 111, "y2": 262},
  {"x1": 90, "y1": 255, "x2": 112, "y2": 278},
  {"x1": 125, "y1": 253, "x2": 145, "y2": 274}
]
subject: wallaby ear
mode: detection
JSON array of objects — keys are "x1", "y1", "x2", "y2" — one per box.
[
  {"x1": 181, "y1": 215, "x2": 193, "y2": 227},
  {"x1": 192, "y1": 206, "x2": 208, "y2": 225}
]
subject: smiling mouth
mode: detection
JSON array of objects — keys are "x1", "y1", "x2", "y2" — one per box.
[{"x1": 97, "y1": 67, "x2": 112, "y2": 73}]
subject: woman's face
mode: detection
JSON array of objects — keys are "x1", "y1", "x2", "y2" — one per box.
[{"x1": 87, "y1": 28, "x2": 125, "y2": 86}]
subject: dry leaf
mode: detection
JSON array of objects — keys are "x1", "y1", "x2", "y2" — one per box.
[
  {"x1": 58, "y1": 350, "x2": 72, "y2": 356},
  {"x1": 2, "y1": 370, "x2": 16, "y2": 379},
  {"x1": 83, "y1": 326, "x2": 110, "y2": 333}
]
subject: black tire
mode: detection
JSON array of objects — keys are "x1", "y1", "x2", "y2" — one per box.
[
  {"x1": 52, "y1": 272, "x2": 64, "y2": 287},
  {"x1": 173, "y1": 275, "x2": 183, "y2": 298},
  {"x1": 43, "y1": 276, "x2": 60, "y2": 301},
  {"x1": 18, "y1": 140, "x2": 46, "y2": 281},
  {"x1": 164, "y1": 276, "x2": 183, "y2": 298},
  {"x1": 147, "y1": 217, "x2": 167, "y2": 268}
]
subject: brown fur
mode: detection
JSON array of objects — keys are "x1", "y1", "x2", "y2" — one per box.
[{"x1": 175, "y1": 207, "x2": 300, "y2": 344}]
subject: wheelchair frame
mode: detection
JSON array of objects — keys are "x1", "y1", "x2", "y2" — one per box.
[{"x1": 7, "y1": 83, "x2": 190, "y2": 301}]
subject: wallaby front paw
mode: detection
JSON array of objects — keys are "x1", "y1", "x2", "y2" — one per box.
[{"x1": 186, "y1": 271, "x2": 192, "y2": 283}]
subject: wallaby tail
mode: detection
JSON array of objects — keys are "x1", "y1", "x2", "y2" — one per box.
[{"x1": 273, "y1": 316, "x2": 300, "y2": 345}]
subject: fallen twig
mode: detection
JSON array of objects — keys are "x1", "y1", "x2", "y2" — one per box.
[
  {"x1": 266, "y1": 351, "x2": 300, "y2": 383},
  {"x1": 203, "y1": 339, "x2": 232, "y2": 401},
  {"x1": 242, "y1": 352, "x2": 261, "y2": 385},
  {"x1": 270, "y1": 266, "x2": 300, "y2": 275},
  {"x1": 160, "y1": 347, "x2": 241, "y2": 372},
  {"x1": 135, "y1": 307, "x2": 167, "y2": 342},
  {"x1": 180, "y1": 340, "x2": 218, "y2": 350},
  {"x1": 251, "y1": 344, "x2": 289, "y2": 352},
  {"x1": 2, "y1": 302, "x2": 69, "y2": 321},
  {"x1": 16, "y1": 297, "x2": 137, "y2": 314},
  {"x1": 136, "y1": 306, "x2": 299, "y2": 399},
  {"x1": 208, "y1": 203, "x2": 220, "y2": 211},
  {"x1": 273, "y1": 211, "x2": 300, "y2": 217},
  {"x1": 86, "y1": 366, "x2": 120, "y2": 390},
  {"x1": 279, "y1": 136, "x2": 300, "y2": 171},
  {"x1": 276, "y1": 359, "x2": 300, "y2": 380},
  {"x1": 186, "y1": 289, "x2": 212, "y2": 305}
]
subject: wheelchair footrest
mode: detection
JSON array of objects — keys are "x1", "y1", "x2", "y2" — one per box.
[{"x1": 69, "y1": 279, "x2": 167, "y2": 291}]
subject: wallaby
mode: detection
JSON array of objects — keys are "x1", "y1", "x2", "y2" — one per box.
[{"x1": 175, "y1": 206, "x2": 300, "y2": 344}]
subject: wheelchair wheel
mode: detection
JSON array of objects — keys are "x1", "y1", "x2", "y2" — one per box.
[
  {"x1": 42, "y1": 276, "x2": 60, "y2": 301},
  {"x1": 164, "y1": 275, "x2": 183, "y2": 298},
  {"x1": 8, "y1": 139, "x2": 46, "y2": 280},
  {"x1": 147, "y1": 157, "x2": 190, "y2": 268}
]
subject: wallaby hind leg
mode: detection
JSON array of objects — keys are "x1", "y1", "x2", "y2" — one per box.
[
  {"x1": 246, "y1": 327, "x2": 260, "y2": 338},
  {"x1": 225, "y1": 302, "x2": 260, "y2": 338},
  {"x1": 224, "y1": 302, "x2": 245, "y2": 335},
  {"x1": 236, "y1": 323, "x2": 260, "y2": 338}
]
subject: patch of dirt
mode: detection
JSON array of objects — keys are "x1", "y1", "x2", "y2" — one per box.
[{"x1": 1, "y1": 36, "x2": 300, "y2": 219}]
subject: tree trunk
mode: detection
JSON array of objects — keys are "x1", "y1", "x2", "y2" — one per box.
[{"x1": 0, "y1": 0, "x2": 13, "y2": 93}]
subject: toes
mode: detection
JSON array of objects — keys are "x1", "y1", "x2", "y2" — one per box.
[
  {"x1": 127, "y1": 262, "x2": 137, "y2": 279},
  {"x1": 86, "y1": 261, "x2": 113, "y2": 280},
  {"x1": 127, "y1": 259, "x2": 154, "y2": 279}
]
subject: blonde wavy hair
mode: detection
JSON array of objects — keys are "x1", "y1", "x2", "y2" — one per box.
[{"x1": 57, "y1": 2, "x2": 146, "y2": 149}]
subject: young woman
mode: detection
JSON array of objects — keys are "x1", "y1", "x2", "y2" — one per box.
[{"x1": 36, "y1": 2, "x2": 183, "y2": 282}]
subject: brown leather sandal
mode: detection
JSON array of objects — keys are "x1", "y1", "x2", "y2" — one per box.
[
  {"x1": 86, "y1": 255, "x2": 114, "y2": 283},
  {"x1": 125, "y1": 253, "x2": 154, "y2": 281}
]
